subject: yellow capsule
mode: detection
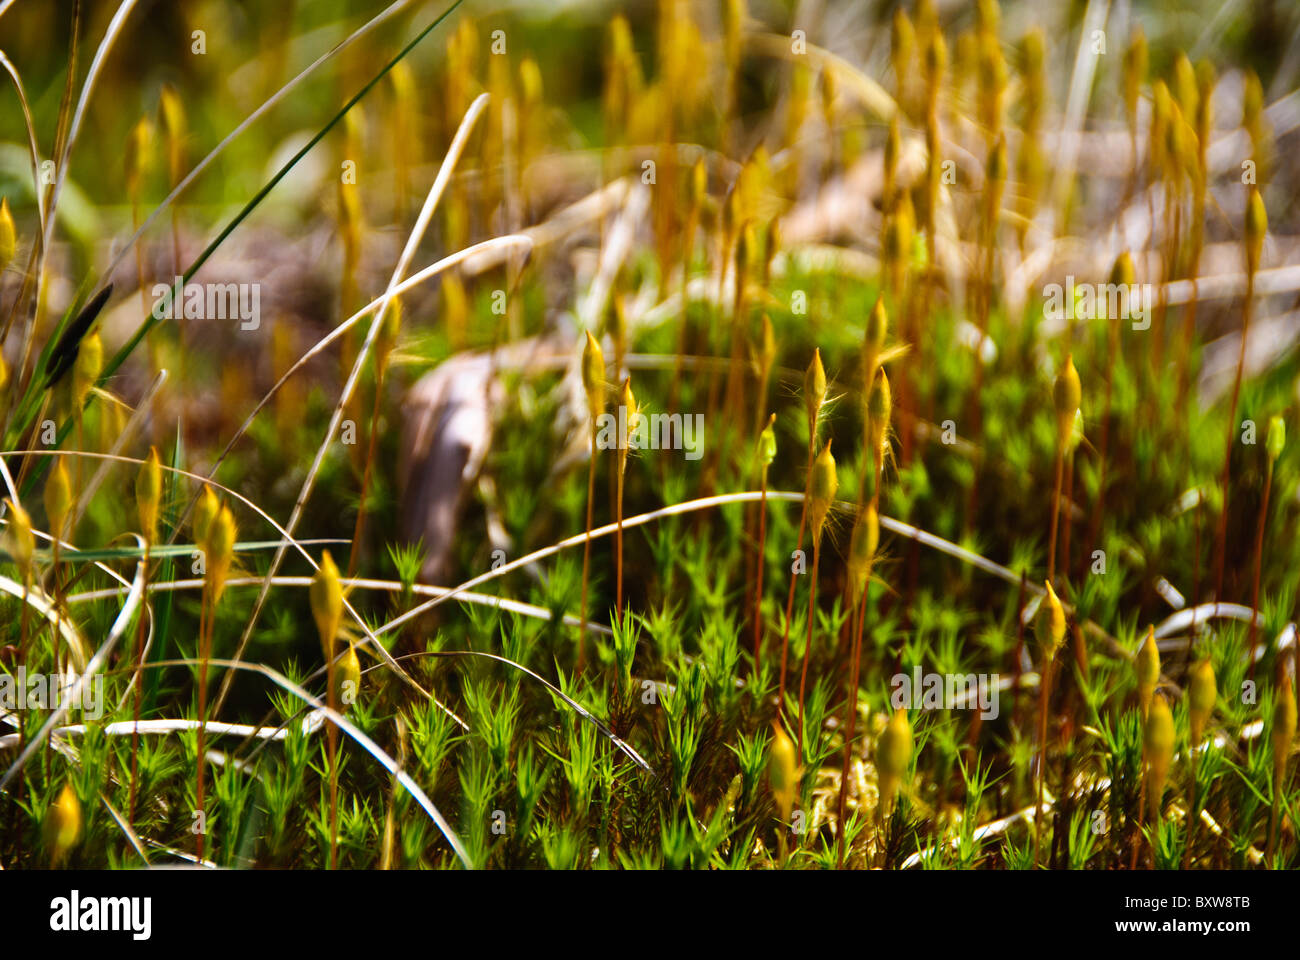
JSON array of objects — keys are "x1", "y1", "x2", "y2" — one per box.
[
  {"x1": 876, "y1": 707, "x2": 913, "y2": 816},
  {"x1": 736, "y1": 220, "x2": 757, "y2": 277},
  {"x1": 817, "y1": 57, "x2": 837, "y2": 116},
  {"x1": 986, "y1": 132, "x2": 1008, "y2": 183},
  {"x1": 891, "y1": 8, "x2": 915, "y2": 84},
  {"x1": 137, "y1": 446, "x2": 163, "y2": 543},
  {"x1": 72, "y1": 332, "x2": 102, "y2": 408},
  {"x1": 193, "y1": 484, "x2": 219, "y2": 548},
  {"x1": 124, "y1": 116, "x2": 154, "y2": 201},
  {"x1": 803, "y1": 348, "x2": 826, "y2": 430},
  {"x1": 455, "y1": 18, "x2": 480, "y2": 81},
  {"x1": 98, "y1": 396, "x2": 126, "y2": 453},
  {"x1": 335, "y1": 642, "x2": 362, "y2": 709},
  {"x1": 1242, "y1": 69, "x2": 1263, "y2": 148},
  {"x1": 1122, "y1": 30, "x2": 1147, "y2": 126},
  {"x1": 877, "y1": 708, "x2": 914, "y2": 779},
  {"x1": 1136, "y1": 625, "x2": 1160, "y2": 719},
  {"x1": 865, "y1": 297, "x2": 888, "y2": 357},
  {"x1": 311, "y1": 549, "x2": 345, "y2": 661},
  {"x1": 1101, "y1": 253, "x2": 1135, "y2": 314},
  {"x1": 1245, "y1": 187, "x2": 1267, "y2": 273},
  {"x1": 619, "y1": 377, "x2": 639, "y2": 467},
  {"x1": 768, "y1": 721, "x2": 798, "y2": 822},
  {"x1": 1053, "y1": 354, "x2": 1081, "y2": 449},
  {"x1": 337, "y1": 178, "x2": 362, "y2": 272},
  {"x1": 862, "y1": 298, "x2": 888, "y2": 393},
  {"x1": 442, "y1": 272, "x2": 468, "y2": 347},
  {"x1": 207, "y1": 504, "x2": 236, "y2": 605},
  {"x1": 44, "y1": 456, "x2": 72, "y2": 540},
  {"x1": 1161, "y1": 99, "x2": 1185, "y2": 177},
  {"x1": 1144, "y1": 694, "x2": 1176, "y2": 821},
  {"x1": 691, "y1": 157, "x2": 708, "y2": 209},
  {"x1": 612, "y1": 9, "x2": 638, "y2": 62},
  {"x1": 761, "y1": 220, "x2": 779, "y2": 284},
  {"x1": 758, "y1": 413, "x2": 777, "y2": 468},
  {"x1": 1035, "y1": 580, "x2": 1066, "y2": 665},
  {"x1": 619, "y1": 376, "x2": 635, "y2": 416},
  {"x1": 605, "y1": 15, "x2": 639, "y2": 133},
  {"x1": 868, "y1": 369, "x2": 892, "y2": 459},
  {"x1": 756, "y1": 313, "x2": 777, "y2": 382},
  {"x1": 1149, "y1": 81, "x2": 1171, "y2": 172},
  {"x1": 1267, "y1": 415, "x2": 1285, "y2": 463},
  {"x1": 722, "y1": 0, "x2": 746, "y2": 71},
  {"x1": 158, "y1": 83, "x2": 187, "y2": 187},
  {"x1": 342, "y1": 104, "x2": 366, "y2": 159},
  {"x1": 976, "y1": 33, "x2": 1007, "y2": 137},
  {"x1": 1110, "y1": 251, "x2": 1136, "y2": 288},
  {"x1": 375, "y1": 296, "x2": 402, "y2": 376},
  {"x1": 975, "y1": 0, "x2": 1001, "y2": 37},
  {"x1": 884, "y1": 191, "x2": 915, "y2": 294},
  {"x1": 609, "y1": 295, "x2": 627, "y2": 352},
  {"x1": 4, "y1": 498, "x2": 34, "y2": 576},
  {"x1": 0, "y1": 196, "x2": 15, "y2": 270},
  {"x1": 1173, "y1": 53, "x2": 1198, "y2": 125},
  {"x1": 45, "y1": 781, "x2": 82, "y2": 864},
  {"x1": 519, "y1": 57, "x2": 543, "y2": 107},
  {"x1": 581, "y1": 330, "x2": 605, "y2": 422},
  {"x1": 1274, "y1": 672, "x2": 1296, "y2": 788},
  {"x1": 1173, "y1": 114, "x2": 1200, "y2": 184},
  {"x1": 0, "y1": 350, "x2": 9, "y2": 414},
  {"x1": 1187, "y1": 658, "x2": 1216, "y2": 745},
  {"x1": 809, "y1": 439, "x2": 838, "y2": 545},
  {"x1": 390, "y1": 58, "x2": 416, "y2": 105},
  {"x1": 914, "y1": 0, "x2": 938, "y2": 41},
  {"x1": 923, "y1": 28, "x2": 947, "y2": 89},
  {"x1": 847, "y1": 504, "x2": 880, "y2": 603},
  {"x1": 739, "y1": 151, "x2": 774, "y2": 202},
  {"x1": 1195, "y1": 60, "x2": 1215, "y2": 144}
]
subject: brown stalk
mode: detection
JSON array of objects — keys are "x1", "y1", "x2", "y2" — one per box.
[
  {"x1": 1246, "y1": 450, "x2": 1273, "y2": 670},
  {"x1": 194, "y1": 580, "x2": 211, "y2": 861},
  {"x1": 1214, "y1": 271, "x2": 1255, "y2": 602},
  {"x1": 835, "y1": 586, "x2": 869, "y2": 866},
  {"x1": 776, "y1": 442, "x2": 815, "y2": 717},
  {"x1": 1034, "y1": 654, "x2": 1053, "y2": 866},
  {"x1": 127, "y1": 539, "x2": 150, "y2": 824},
  {"x1": 578, "y1": 417, "x2": 598, "y2": 672},
  {"x1": 752, "y1": 416, "x2": 775, "y2": 671},
  {"x1": 1047, "y1": 446, "x2": 1063, "y2": 585},
  {"x1": 795, "y1": 536, "x2": 821, "y2": 762}
]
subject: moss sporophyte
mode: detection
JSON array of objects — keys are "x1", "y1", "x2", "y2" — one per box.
[{"x1": 3, "y1": 0, "x2": 1297, "y2": 873}]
